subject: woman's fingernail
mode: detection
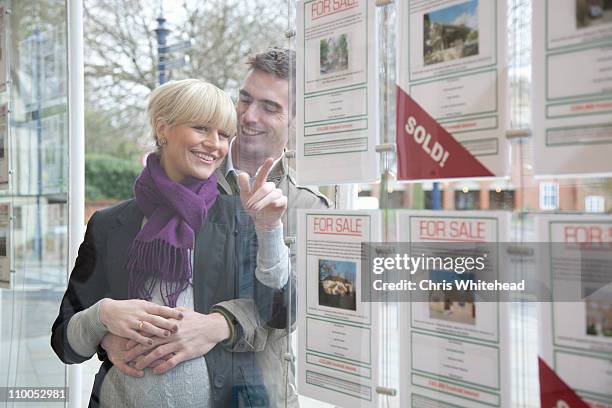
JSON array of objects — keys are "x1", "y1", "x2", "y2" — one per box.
[
  {"x1": 173, "y1": 325, "x2": 179, "y2": 332},
  {"x1": 178, "y1": 313, "x2": 184, "y2": 319},
  {"x1": 164, "y1": 331, "x2": 169, "y2": 337},
  {"x1": 148, "y1": 339, "x2": 153, "y2": 345}
]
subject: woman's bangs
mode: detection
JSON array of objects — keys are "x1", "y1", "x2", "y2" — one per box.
[{"x1": 177, "y1": 87, "x2": 236, "y2": 136}]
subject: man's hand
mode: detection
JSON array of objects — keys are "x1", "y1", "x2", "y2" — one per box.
[
  {"x1": 100, "y1": 333, "x2": 144, "y2": 377},
  {"x1": 124, "y1": 308, "x2": 230, "y2": 375},
  {"x1": 238, "y1": 158, "x2": 287, "y2": 230}
]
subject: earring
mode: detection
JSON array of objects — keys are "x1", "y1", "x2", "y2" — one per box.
[{"x1": 157, "y1": 138, "x2": 167, "y2": 147}]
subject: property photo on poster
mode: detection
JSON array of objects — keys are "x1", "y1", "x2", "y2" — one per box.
[
  {"x1": 424, "y1": 0, "x2": 479, "y2": 66},
  {"x1": 318, "y1": 259, "x2": 357, "y2": 311},
  {"x1": 428, "y1": 270, "x2": 476, "y2": 325},
  {"x1": 320, "y1": 33, "x2": 349, "y2": 75},
  {"x1": 576, "y1": 0, "x2": 612, "y2": 29},
  {"x1": 586, "y1": 300, "x2": 612, "y2": 337}
]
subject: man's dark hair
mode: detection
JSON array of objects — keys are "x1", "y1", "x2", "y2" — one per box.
[{"x1": 247, "y1": 47, "x2": 296, "y2": 116}]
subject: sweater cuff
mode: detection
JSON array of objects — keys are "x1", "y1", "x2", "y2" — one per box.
[
  {"x1": 255, "y1": 223, "x2": 289, "y2": 289},
  {"x1": 67, "y1": 300, "x2": 109, "y2": 358},
  {"x1": 209, "y1": 306, "x2": 238, "y2": 347},
  {"x1": 255, "y1": 223, "x2": 284, "y2": 260}
]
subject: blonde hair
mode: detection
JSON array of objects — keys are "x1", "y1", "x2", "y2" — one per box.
[{"x1": 147, "y1": 79, "x2": 236, "y2": 145}]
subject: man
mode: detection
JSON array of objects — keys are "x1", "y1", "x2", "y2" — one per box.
[
  {"x1": 213, "y1": 47, "x2": 331, "y2": 407},
  {"x1": 216, "y1": 47, "x2": 331, "y2": 236}
]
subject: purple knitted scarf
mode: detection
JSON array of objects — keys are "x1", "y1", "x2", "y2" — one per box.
[{"x1": 126, "y1": 154, "x2": 219, "y2": 307}]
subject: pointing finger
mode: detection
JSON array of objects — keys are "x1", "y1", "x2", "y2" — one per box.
[
  {"x1": 252, "y1": 158, "x2": 274, "y2": 191},
  {"x1": 237, "y1": 172, "x2": 251, "y2": 195}
]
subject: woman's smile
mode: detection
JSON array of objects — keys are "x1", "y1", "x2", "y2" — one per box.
[{"x1": 190, "y1": 150, "x2": 217, "y2": 164}]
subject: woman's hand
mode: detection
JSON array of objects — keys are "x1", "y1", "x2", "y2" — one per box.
[
  {"x1": 99, "y1": 298, "x2": 183, "y2": 346},
  {"x1": 123, "y1": 307, "x2": 230, "y2": 374},
  {"x1": 238, "y1": 158, "x2": 287, "y2": 230}
]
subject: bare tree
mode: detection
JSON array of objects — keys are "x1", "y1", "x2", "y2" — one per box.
[{"x1": 83, "y1": 0, "x2": 288, "y2": 158}]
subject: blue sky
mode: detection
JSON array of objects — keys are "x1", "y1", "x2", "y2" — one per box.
[
  {"x1": 427, "y1": 0, "x2": 479, "y2": 29},
  {"x1": 319, "y1": 259, "x2": 356, "y2": 282}
]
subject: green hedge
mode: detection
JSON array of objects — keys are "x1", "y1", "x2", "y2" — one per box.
[{"x1": 85, "y1": 154, "x2": 141, "y2": 201}]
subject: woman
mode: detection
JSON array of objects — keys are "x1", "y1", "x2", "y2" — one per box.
[{"x1": 51, "y1": 79, "x2": 291, "y2": 407}]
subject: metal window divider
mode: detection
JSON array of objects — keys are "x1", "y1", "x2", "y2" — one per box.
[
  {"x1": 284, "y1": 6, "x2": 298, "y2": 405},
  {"x1": 375, "y1": 0, "x2": 398, "y2": 400}
]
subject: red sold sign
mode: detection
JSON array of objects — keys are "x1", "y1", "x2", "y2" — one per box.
[
  {"x1": 396, "y1": 86, "x2": 494, "y2": 180},
  {"x1": 538, "y1": 358, "x2": 589, "y2": 408}
]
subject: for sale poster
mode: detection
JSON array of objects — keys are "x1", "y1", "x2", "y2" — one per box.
[
  {"x1": 537, "y1": 215, "x2": 612, "y2": 408},
  {"x1": 397, "y1": 211, "x2": 511, "y2": 408},
  {"x1": 396, "y1": 0, "x2": 509, "y2": 180},
  {"x1": 296, "y1": 0, "x2": 379, "y2": 185},
  {"x1": 297, "y1": 210, "x2": 380, "y2": 407},
  {"x1": 533, "y1": 1, "x2": 612, "y2": 177}
]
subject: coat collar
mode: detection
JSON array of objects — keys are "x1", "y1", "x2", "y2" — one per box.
[
  {"x1": 115, "y1": 199, "x2": 144, "y2": 227},
  {"x1": 215, "y1": 150, "x2": 289, "y2": 195},
  {"x1": 106, "y1": 200, "x2": 143, "y2": 299}
]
